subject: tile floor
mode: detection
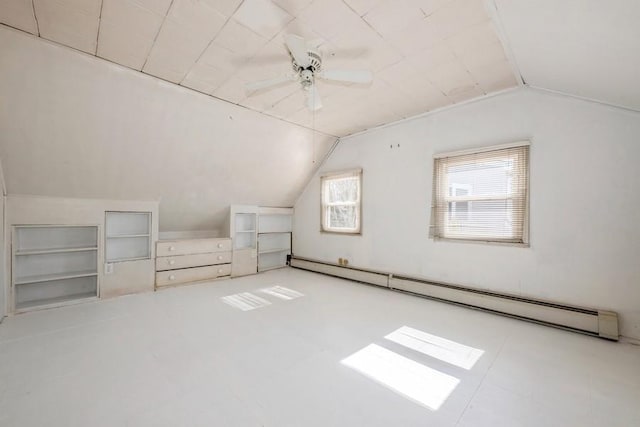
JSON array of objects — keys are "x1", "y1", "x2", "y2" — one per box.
[{"x1": 0, "y1": 268, "x2": 638, "y2": 426}]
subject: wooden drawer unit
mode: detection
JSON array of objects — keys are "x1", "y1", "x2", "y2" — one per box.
[
  {"x1": 155, "y1": 238, "x2": 232, "y2": 289},
  {"x1": 155, "y1": 264, "x2": 231, "y2": 288},
  {"x1": 156, "y1": 238, "x2": 231, "y2": 257},
  {"x1": 156, "y1": 251, "x2": 231, "y2": 271}
]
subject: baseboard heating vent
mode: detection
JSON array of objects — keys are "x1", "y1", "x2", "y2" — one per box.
[{"x1": 290, "y1": 256, "x2": 619, "y2": 341}]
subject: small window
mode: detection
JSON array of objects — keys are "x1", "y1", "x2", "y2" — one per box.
[
  {"x1": 321, "y1": 169, "x2": 362, "y2": 234},
  {"x1": 431, "y1": 143, "x2": 529, "y2": 244}
]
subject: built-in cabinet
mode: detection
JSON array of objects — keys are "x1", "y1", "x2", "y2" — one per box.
[
  {"x1": 258, "y1": 207, "x2": 292, "y2": 272},
  {"x1": 155, "y1": 238, "x2": 232, "y2": 288},
  {"x1": 229, "y1": 205, "x2": 259, "y2": 277},
  {"x1": 12, "y1": 225, "x2": 99, "y2": 311},
  {"x1": 105, "y1": 211, "x2": 151, "y2": 262},
  {"x1": 228, "y1": 205, "x2": 292, "y2": 276}
]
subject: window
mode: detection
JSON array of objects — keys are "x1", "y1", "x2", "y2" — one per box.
[
  {"x1": 321, "y1": 169, "x2": 362, "y2": 234},
  {"x1": 431, "y1": 143, "x2": 529, "y2": 244}
]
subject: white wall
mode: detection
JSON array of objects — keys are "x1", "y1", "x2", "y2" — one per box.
[
  {"x1": 294, "y1": 88, "x2": 640, "y2": 340},
  {"x1": 0, "y1": 160, "x2": 5, "y2": 321},
  {"x1": 0, "y1": 26, "x2": 335, "y2": 233}
]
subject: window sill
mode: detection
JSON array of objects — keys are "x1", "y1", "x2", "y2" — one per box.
[
  {"x1": 432, "y1": 237, "x2": 529, "y2": 248},
  {"x1": 321, "y1": 229, "x2": 362, "y2": 236}
]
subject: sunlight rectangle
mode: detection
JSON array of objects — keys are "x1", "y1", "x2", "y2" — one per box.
[
  {"x1": 341, "y1": 344, "x2": 459, "y2": 410},
  {"x1": 259, "y1": 285, "x2": 304, "y2": 300},
  {"x1": 221, "y1": 292, "x2": 272, "y2": 311},
  {"x1": 385, "y1": 326, "x2": 484, "y2": 370}
]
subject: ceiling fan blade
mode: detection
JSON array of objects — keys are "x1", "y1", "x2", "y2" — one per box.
[
  {"x1": 245, "y1": 74, "x2": 297, "y2": 93},
  {"x1": 285, "y1": 34, "x2": 311, "y2": 68},
  {"x1": 306, "y1": 84, "x2": 322, "y2": 111},
  {"x1": 317, "y1": 69, "x2": 373, "y2": 84}
]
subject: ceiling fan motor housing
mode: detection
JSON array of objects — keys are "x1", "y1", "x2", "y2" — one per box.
[{"x1": 292, "y1": 48, "x2": 322, "y2": 87}]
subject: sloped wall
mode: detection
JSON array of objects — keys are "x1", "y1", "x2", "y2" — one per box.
[
  {"x1": 294, "y1": 88, "x2": 640, "y2": 340},
  {"x1": 0, "y1": 26, "x2": 335, "y2": 233}
]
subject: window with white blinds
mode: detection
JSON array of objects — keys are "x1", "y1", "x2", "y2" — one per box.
[
  {"x1": 321, "y1": 169, "x2": 362, "y2": 234},
  {"x1": 431, "y1": 143, "x2": 529, "y2": 244}
]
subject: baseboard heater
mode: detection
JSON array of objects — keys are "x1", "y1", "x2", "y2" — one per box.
[{"x1": 290, "y1": 256, "x2": 619, "y2": 341}]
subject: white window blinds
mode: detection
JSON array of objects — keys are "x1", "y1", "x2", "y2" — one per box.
[
  {"x1": 431, "y1": 144, "x2": 529, "y2": 243},
  {"x1": 321, "y1": 169, "x2": 362, "y2": 234}
]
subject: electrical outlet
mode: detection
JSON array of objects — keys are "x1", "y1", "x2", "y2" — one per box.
[{"x1": 105, "y1": 263, "x2": 114, "y2": 274}]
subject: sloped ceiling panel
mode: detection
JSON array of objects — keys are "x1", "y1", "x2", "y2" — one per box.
[
  {"x1": 0, "y1": 0, "x2": 518, "y2": 137},
  {"x1": 494, "y1": 0, "x2": 640, "y2": 111},
  {"x1": 0, "y1": 27, "x2": 335, "y2": 232}
]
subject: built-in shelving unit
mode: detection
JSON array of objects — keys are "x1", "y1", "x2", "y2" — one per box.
[
  {"x1": 105, "y1": 212, "x2": 151, "y2": 263},
  {"x1": 258, "y1": 207, "x2": 293, "y2": 272},
  {"x1": 229, "y1": 206, "x2": 259, "y2": 277},
  {"x1": 12, "y1": 225, "x2": 99, "y2": 311}
]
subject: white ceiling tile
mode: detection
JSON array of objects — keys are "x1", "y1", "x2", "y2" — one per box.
[
  {"x1": 143, "y1": 0, "x2": 228, "y2": 82},
  {"x1": 446, "y1": 83, "x2": 484, "y2": 103},
  {"x1": 286, "y1": 107, "x2": 314, "y2": 128},
  {"x1": 376, "y1": 60, "x2": 420, "y2": 86},
  {"x1": 0, "y1": 0, "x2": 38, "y2": 34},
  {"x1": 100, "y1": 0, "x2": 165, "y2": 40},
  {"x1": 267, "y1": 90, "x2": 306, "y2": 119},
  {"x1": 458, "y1": 41, "x2": 506, "y2": 72},
  {"x1": 34, "y1": 0, "x2": 102, "y2": 53},
  {"x1": 445, "y1": 20, "x2": 500, "y2": 56},
  {"x1": 212, "y1": 76, "x2": 247, "y2": 103},
  {"x1": 427, "y1": 59, "x2": 475, "y2": 95},
  {"x1": 214, "y1": 18, "x2": 268, "y2": 55},
  {"x1": 363, "y1": 0, "x2": 425, "y2": 37},
  {"x1": 271, "y1": 0, "x2": 313, "y2": 15},
  {"x1": 405, "y1": 43, "x2": 456, "y2": 72},
  {"x1": 296, "y1": 0, "x2": 362, "y2": 40},
  {"x1": 200, "y1": 0, "x2": 244, "y2": 17},
  {"x1": 233, "y1": 0, "x2": 293, "y2": 40},
  {"x1": 240, "y1": 80, "x2": 299, "y2": 111},
  {"x1": 199, "y1": 43, "x2": 248, "y2": 72},
  {"x1": 131, "y1": 0, "x2": 173, "y2": 16},
  {"x1": 97, "y1": 21, "x2": 155, "y2": 69},
  {"x1": 167, "y1": 0, "x2": 227, "y2": 29},
  {"x1": 469, "y1": 60, "x2": 517, "y2": 93},
  {"x1": 384, "y1": 16, "x2": 443, "y2": 56},
  {"x1": 415, "y1": 0, "x2": 454, "y2": 16},
  {"x1": 343, "y1": 0, "x2": 384, "y2": 16},
  {"x1": 182, "y1": 62, "x2": 232, "y2": 93},
  {"x1": 429, "y1": 0, "x2": 489, "y2": 40}
]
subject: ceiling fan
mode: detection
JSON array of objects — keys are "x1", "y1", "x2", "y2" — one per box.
[{"x1": 245, "y1": 34, "x2": 373, "y2": 112}]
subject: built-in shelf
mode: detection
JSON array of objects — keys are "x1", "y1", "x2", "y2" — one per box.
[
  {"x1": 105, "y1": 212, "x2": 151, "y2": 262},
  {"x1": 15, "y1": 270, "x2": 98, "y2": 286},
  {"x1": 258, "y1": 248, "x2": 290, "y2": 254},
  {"x1": 16, "y1": 293, "x2": 98, "y2": 311},
  {"x1": 107, "y1": 256, "x2": 150, "y2": 263},
  {"x1": 16, "y1": 246, "x2": 98, "y2": 256}
]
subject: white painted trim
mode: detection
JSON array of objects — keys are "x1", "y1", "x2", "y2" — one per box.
[
  {"x1": 528, "y1": 85, "x2": 640, "y2": 115},
  {"x1": 485, "y1": 0, "x2": 525, "y2": 86},
  {"x1": 0, "y1": 157, "x2": 6, "y2": 196},
  {"x1": 341, "y1": 86, "x2": 522, "y2": 140},
  {"x1": 434, "y1": 140, "x2": 530, "y2": 159}
]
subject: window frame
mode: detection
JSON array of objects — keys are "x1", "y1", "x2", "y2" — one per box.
[
  {"x1": 320, "y1": 169, "x2": 363, "y2": 235},
  {"x1": 430, "y1": 142, "x2": 530, "y2": 246}
]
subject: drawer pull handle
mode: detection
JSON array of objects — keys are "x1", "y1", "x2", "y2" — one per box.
[
  {"x1": 169, "y1": 246, "x2": 176, "y2": 251},
  {"x1": 218, "y1": 269, "x2": 223, "y2": 274},
  {"x1": 217, "y1": 243, "x2": 223, "y2": 248},
  {"x1": 217, "y1": 255, "x2": 223, "y2": 260},
  {"x1": 169, "y1": 275, "x2": 175, "y2": 281},
  {"x1": 168, "y1": 260, "x2": 175, "y2": 265}
]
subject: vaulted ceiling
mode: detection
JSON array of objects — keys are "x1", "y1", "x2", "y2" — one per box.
[{"x1": 0, "y1": 0, "x2": 519, "y2": 137}]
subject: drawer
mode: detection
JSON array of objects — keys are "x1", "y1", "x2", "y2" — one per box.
[
  {"x1": 155, "y1": 264, "x2": 231, "y2": 287},
  {"x1": 156, "y1": 252, "x2": 232, "y2": 271},
  {"x1": 156, "y1": 238, "x2": 231, "y2": 257}
]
